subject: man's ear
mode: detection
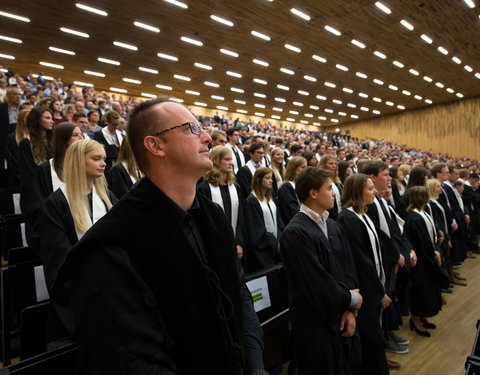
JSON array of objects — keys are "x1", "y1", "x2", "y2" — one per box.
[
  {"x1": 144, "y1": 136, "x2": 166, "y2": 157},
  {"x1": 309, "y1": 188, "x2": 318, "y2": 200}
]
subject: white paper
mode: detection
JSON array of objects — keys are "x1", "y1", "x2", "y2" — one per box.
[
  {"x1": 34, "y1": 265, "x2": 49, "y2": 302},
  {"x1": 12, "y1": 193, "x2": 21, "y2": 214},
  {"x1": 20, "y1": 222, "x2": 27, "y2": 247},
  {"x1": 246, "y1": 275, "x2": 271, "y2": 312}
]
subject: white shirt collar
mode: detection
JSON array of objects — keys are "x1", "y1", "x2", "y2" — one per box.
[{"x1": 300, "y1": 203, "x2": 329, "y2": 224}]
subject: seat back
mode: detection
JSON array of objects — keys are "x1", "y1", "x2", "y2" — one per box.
[
  {"x1": 7, "y1": 247, "x2": 39, "y2": 266},
  {"x1": 19, "y1": 301, "x2": 50, "y2": 360}
]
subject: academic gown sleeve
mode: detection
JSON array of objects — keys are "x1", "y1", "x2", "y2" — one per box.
[
  {"x1": 236, "y1": 166, "x2": 252, "y2": 200},
  {"x1": 277, "y1": 182, "x2": 299, "y2": 225},
  {"x1": 4, "y1": 133, "x2": 20, "y2": 191},
  {"x1": 107, "y1": 163, "x2": 133, "y2": 199}
]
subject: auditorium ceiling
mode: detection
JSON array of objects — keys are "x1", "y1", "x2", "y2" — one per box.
[{"x1": 0, "y1": 0, "x2": 479, "y2": 128}]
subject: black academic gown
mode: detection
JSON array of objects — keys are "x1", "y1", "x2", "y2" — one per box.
[
  {"x1": 197, "y1": 180, "x2": 245, "y2": 248},
  {"x1": 93, "y1": 130, "x2": 118, "y2": 173},
  {"x1": 337, "y1": 209, "x2": 388, "y2": 375},
  {"x1": 462, "y1": 184, "x2": 480, "y2": 245},
  {"x1": 328, "y1": 183, "x2": 343, "y2": 220},
  {"x1": 280, "y1": 212, "x2": 359, "y2": 375},
  {"x1": 236, "y1": 164, "x2": 254, "y2": 200},
  {"x1": 107, "y1": 163, "x2": 136, "y2": 199},
  {"x1": 277, "y1": 182, "x2": 299, "y2": 225},
  {"x1": 244, "y1": 194, "x2": 284, "y2": 274},
  {"x1": 55, "y1": 178, "x2": 265, "y2": 375},
  {"x1": 442, "y1": 183, "x2": 467, "y2": 262},
  {"x1": 4, "y1": 132, "x2": 20, "y2": 192},
  {"x1": 404, "y1": 211, "x2": 442, "y2": 317},
  {"x1": 39, "y1": 188, "x2": 118, "y2": 343}
]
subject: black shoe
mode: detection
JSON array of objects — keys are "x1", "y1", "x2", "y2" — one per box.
[
  {"x1": 409, "y1": 318, "x2": 431, "y2": 337},
  {"x1": 441, "y1": 288, "x2": 453, "y2": 294},
  {"x1": 421, "y1": 318, "x2": 437, "y2": 329}
]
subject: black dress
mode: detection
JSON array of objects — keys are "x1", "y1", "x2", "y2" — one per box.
[
  {"x1": 277, "y1": 182, "x2": 299, "y2": 225},
  {"x1": 107, "y1": 163, "x2": 137, "y2": 199},
  {"x1": 280, "y1": 212, "x2": 358, "y2": 375},
  {"x1": 337, "y1": 209, "x2": 388, "y2": 375},
  {"x1": 404, "y1": 211, "x2": 442, "y2": 317}
]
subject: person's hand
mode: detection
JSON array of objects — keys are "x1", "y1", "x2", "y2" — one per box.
[
  {"x1": 452, "y1": 222, "x2": 458, "y2": 232},
  {"x1": 465, "y1": 215, "x2": 471, "y2": 225},
  {"x1": 381, "y1": 294, "x2": 392, "y2": 311},
  {"x1": 434, "y1": 250, "x2": 442, "y2": 266},
  {"x1": 352, "y1": 289, "x2": 363, "y2": 310},
  {"x1": 236, "y1": 245, "x2": 243, "y2": 259},
  {"x1": 340, "y1": 311, "x2": 356, "y2": 337},
  {"x1": 397, "y1": 254, "x2": 405, "y2": 269},
  {"x1": 448, "y1": 240, "x2": 452, "y2": 249},
  {"x1": 410, "y1": 250, "x2": 418, "y2": 267},
  {"x1": 438, "y1": 230, "x2": 445, "y2": 245}
]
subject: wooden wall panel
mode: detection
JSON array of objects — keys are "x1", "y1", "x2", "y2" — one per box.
[{"x1": 324, "y1": 97, "x2": 480, "y2": 160}]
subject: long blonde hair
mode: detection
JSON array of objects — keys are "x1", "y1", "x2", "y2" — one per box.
[
  {"x1": 64, "y1": 140, "x2": 113, "y2": 234},
  {"x1": 270, "y1": 147, "x2": 285, "y2": 183},
  {"x1": 204, "y1": 146, "x2": 235, "y2": 186},
  {"x1": 283, "y1": 156, "x2": 306, "y2": 183},
  {"x1": 318, "y1": 154, "x2": 340, "y2": 184}
]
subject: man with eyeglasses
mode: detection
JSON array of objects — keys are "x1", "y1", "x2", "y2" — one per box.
[
  {"x1": 236, "y1": 142, "x2": 267, "y2": 199},
  {"x1": 56, "y1": 97, "x2": 268, "y2": 375}
]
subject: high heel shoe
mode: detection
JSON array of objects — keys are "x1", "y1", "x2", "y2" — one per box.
[
  {"x1": 420, "y1": 318, "x2": 437, "y2": 329},
  {"x1": 409, "y1": 318, "x2": 431, "y2": 337}
]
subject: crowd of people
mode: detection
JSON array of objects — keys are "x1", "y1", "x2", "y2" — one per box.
[{"x1": 1, "y1": 70, "x2": 480, "y2": 374}]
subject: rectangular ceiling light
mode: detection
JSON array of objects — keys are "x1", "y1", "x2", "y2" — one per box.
[
  {"x1": 113, "y1": 41, "x2": 138, "y2": 51},
  {"x1": 388, "y1": 84, "x2": 398, "y2": 90},
  {"x1": 122, "y1": 77, "x2": 141, "y2": 84},
  {"x1": 163, "y1": 0, "x2": 188, "y2": 9},
  {"x1": 185, "y1": 90, "x2": 200, "y2": 95},
  {"x1": 305, "y1": 113, "x2": 313, "y2": 117},
  {"x1": 0, "y1": 11, "x2": 30, "y2": 22},
  {"x1": 254, "y1": 104, "x2": 266, "y2": 108},
  {"x1": 194, "y1": 102, "x2": 207, "y2": 107},
  {"x1": 438, "y1": 46, "x2": 448, "y2": 55},
  {"x1": 173, "y1": 74, "x2": 191, "y2": 81},
  {"x1": 255, "y1": 113, "x2": 265, "y2": 117},
  {"x1": 464, "y1": 65, "x2": 473, "y2": 72},
  {"x1": 316, "y1": 95, "x2": 327, "y2": 100},
  {"x1": 312, "y1": 55, "x2": 327, "y2": 63},
  {"x1": 446, "y1": 88, "x2": 455, "y2": 93},
  {"x1": 60, "y1": 27, "x2": 89, "y2": 38},
  {"x1": 375, "y1": 2, "x2": 392, "y2": 14},
  {"x1": 420, "y1": 34, "x2": 433, "y2": 44},
  {"x1": 253, "y1": 58, "x2": 269, "y2": 66},
  {"x1": 374, "y1": 50, "x2": 387, "y2": 59},
  {"x1": 304, "y1": 75, "x2": 317, "y2": 82},
  {"x1": 423, "y1": 76, "x2": 433, "y2": 82},
  {"x1": 289, "y1": 110, "x2": 299, "y2": 115},
  {"x1": 273, "y1": 107, "x2": 283, "y2": 111},
  {"x1": 435, "y1": 82, "x2": 445, "y2": 88},
  {"x1": 98, "y1": 57, "x2": 120, "y2": 65},
  {"x1": 251, "y1": 30, "x2": 270, "y2": 41},
  {"x1": 157, "y1": 52, "x2": 178, "y2": 61},
  {"x1": 156, "y1": 84, "x2": 173, "y2": 90},
  {"x1": 373, "y1": 79, "x2": 384, "y2": 85},
  {"x1": 234, "y1": 99, "x2": 246, "y2": 104},
  {"x1": 277, "y1": 84, "x2": 289, "y2": 90},
  {"x1": 402, "y1": 90, "x2": 411, "y2": 96},
  {"x1": 194, "y1": 62, "x2": 212, "y2": 70},
  {"x1": 409, "y1": 68, "x2": 419, "y2": 75},
  {"x1": 359, "y1": 92, "x2": 368, "y2": 98},
  {"x1": 392, "y1": 60, "x2": 404, "y2": 68},
  {"x1": 275, "y1": 97, "x2": 286, "y2": 102},
  {"x1": 351, "y1": 39, "x2": 366, "y2": 48},
  {"x1": 284, "y1": 43, "x2": 301, "y2": 53},
  {"x1": 217, "y1": 106, "x2": 229, "y2": 110},
  {"x1": 343, "y1": 87, "x2": 353, "y2": 93},
  {"x1": 464, "y1": 0, "x2": 475, "y2": 8},
  {"x1": 385, "y1": 101, "x2": 394, "y2": 106},
  {"x1": 280, "y1": 67, "x2": 294, "y2": 75},
  {"x1": 210, "y1": 15, "x2": 233, "y2": 26},
  {"x1": 452, "y1": 56, "x2": 462, "y2": 64},
  {"x1": 397, "y1": 105, "x2": 405, "y2": 109},
  {"x1": 211, "y1": 95, "x2": 225, "y2": 100},
  {"x1": 310, "y1": 105, "x2": 319, "y2": 110},
  {"x1": 351, "y1": 114, "x2": 359, "y2": 119},
  {"x1": 74, "y1": 81, "x2": 93, "y2": 87},
  {"x1": 40, "y1": 61, "x2": 64, "y2": 69},
  {"x1": 336, "y1": 64, "x2": 348, "y2": 71},
  {"x1": 400, "y1": 19, "x2": 414, "y2": 30},
  {"x1": 237, "y1": 109, "x2": 247, "y2": 113},
  {"x1": 324, "y1": 25, "x2": 341, "y2": 36},
  {"x1": 0, "y1": 53, "x2": 15, "y2": 60},
  {"x1": 424, "y1": 99, "x2": 432, "y2": 104},
  {"x1": 253, "y1": 78, "x2": 267, "y2": 85},
  {"x1": 181, "y1": 36, "x2": 203, "y2": 46},
  {"x1": 272, "y1": 115, "x2": 281, "y2": 119},
  {"x1": 0, "y1": 35, "x2": 22, "y2": 43},
  {"x1": 254, "y1": 92, "x2": 266, "y2": 98},
  {"x1": 75, "y1": 3, "x2": 108, "y2": 16},
  {"x1": 84, "y1": 70, "x2": 105, "y2": 77},
  {"x1": 110, "y1": 87, "x2": 127, "y2": 93},
  {"x1": 134, "y1": 21, "x2": 160, "y2": 32},
  {"x1": 290, "y1": 8, "x2": 311, "y2": 20},
  {"x1": 204, "y1": 81, "x2": 219, "y2": 87},
  {"x1": 347, "y1": 103, "x2": 356, "y2": 108},
  {"x1": 226, "y1": 71, "x2": 242, "y2": 78},
  {"x1": 220, "y1": 48, "x2": 239, "y2": 57},
  {"x1": 356, "y1": 72, "x2": 367, "y2": 79},
  {"x1": 139, "y1": 67, "x2": 159, "y2": 74},
  {"x1": 456, "y1": 92, "x2": 464, "y2": 98},
  {"x1": 332, "y1": 99, "x2": 342, "y2": 104},
  {"x1": 231, "y1": 87, "x2": 244, "y2": 93},
  {"x1": 373, "y1": 97, "x2": 382, "y2": 102},
  {"x1": 324, "y1": 81, "x2": 336, "y2": 88},
  {"x1": 49, "y1": 46, "x2": 75, "y2": 55},
  {"x1": 298, "y1": 90, "x2": 309, "y2": 96},
  {"x1": 142, "y1": 93, "x2": 157, "y2": 98},
  {"x1": 414, "y1": 95, "x2": 423, "y2": 100}
]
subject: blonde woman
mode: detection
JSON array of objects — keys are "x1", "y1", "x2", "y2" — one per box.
[
  {"x1": 39, "y1": 139, "x2": 117, "y2": 344},
  {"x1": 277, "y1": 156, "x2": 306, "y2": 225},
  {"x1": 4, "y1": 108, "x2": 30, "y2": 192},
  {"x1": 244, "y1": 167, "x2": 284, "y2": 272},
  {"x1": 270, "y1": 146, "x2": 285, "y2": 199},
  {"x1": 108, "y1": 136, "x2": 143, "y2": 199},
  {"x1": 198, "y1": 145, "x2": 244, "y2": 258}
]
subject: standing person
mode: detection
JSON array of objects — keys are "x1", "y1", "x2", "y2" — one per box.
[
  {"x1": 93, "y1": 110, "x2": 125, "y2": 173},
  {"x1": 0, "y1": 87, "x2": 21, "y2": 171},
  {"x1": 280, "y1": 167, "x2": 362, "y2": 375},
  {"x1": 226, "y1": 127, "x2": 246, "y2": 174},
  {"x1": 404, "y1": 186, "x2": 443, "y2": 337},
  {"x1": 244, "y1": 167, "x2": 284, "y2": 273},
  {"x1": 56, "y1": 98, "x2": 267, "y2": 375},
  {"x1": 277, "y1": 156, "x2": 306, "y2": 225},
  {"x1": 107, "y1": 136, "x2": 143, "y2": 199},
  {"x1": 337, "y1": 174, "x2": 390, "y2": 375},
  {"x1": 39, "y1": 139, "x2": 116, "y2": 345},
  {"x1": 198, "y1": 145, "x2": 245, "y2": 259},
  {"x1": 270, "y1": 146, "x2": 285, "y2": 199},
  {"x1": 236, "y1": 142, "x2": 266, "y2": 199},
  {"x1": 319, "y1": 154, "x2": 342, "y2": 220},
  {"x1": 86, "y1": 110, "x2": 101, "y2": 138},
  {"x1": 50, "y1": 99, "x2": 67, "y2": 126}
]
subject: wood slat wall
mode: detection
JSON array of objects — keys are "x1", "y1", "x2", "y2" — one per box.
[{"x1": 325, "y1": 97, "x2": 480, "y2": 160}]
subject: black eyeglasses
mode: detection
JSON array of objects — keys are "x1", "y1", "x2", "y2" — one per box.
[{"x1": 151, "y1": 121, "x2": 204, "y2": 137}]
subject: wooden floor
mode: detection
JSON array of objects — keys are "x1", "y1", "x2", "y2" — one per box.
[{"x1": 281, "y1": 255, "x2": 480, "y2": 375}]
